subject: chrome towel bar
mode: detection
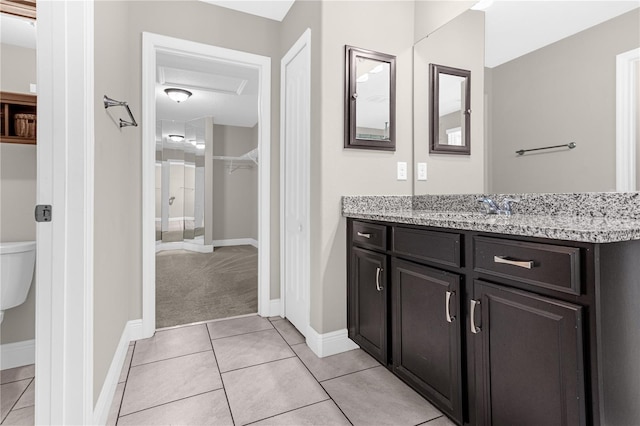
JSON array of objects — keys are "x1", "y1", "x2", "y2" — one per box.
[
  {"x1": 516, "y1": 142, "x2": 576, "y2": 156},
  {"x1": 103, "y1": 95, "x2": 138, "y2": 128}
]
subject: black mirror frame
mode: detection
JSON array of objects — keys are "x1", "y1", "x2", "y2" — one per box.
[
  {"x1": 345, "y1": 45, "x2": 396, "y2": 151},
  {"x1": 429, "y1": 63, "x2": 471, "y2": 155}
]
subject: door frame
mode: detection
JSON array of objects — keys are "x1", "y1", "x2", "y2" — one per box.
[
  {"x1": 616, "y1": 47, "x2": 639, "y2": 191},
  {"x1": 141, "y1": 33, "x2": 271, "y2": 336},
  {"x1": 35, "y1": 1, "x2": 95, "y2": 423},
  {"x1": 280, "y1": 29, "x2": 311, "y2": 332}
]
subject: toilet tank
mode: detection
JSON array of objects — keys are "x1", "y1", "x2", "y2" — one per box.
[{"x1": 1, "y1": 241, "x2": 36, "y2": 310}]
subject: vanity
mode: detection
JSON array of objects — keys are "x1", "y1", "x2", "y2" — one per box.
[{"x1": 343, "y1": 194, "x2": 640, "y2": 426}]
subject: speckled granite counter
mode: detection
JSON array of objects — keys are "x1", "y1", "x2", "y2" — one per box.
[{"x1": 342, "y1": 193, "x2": 640, "y2": 243}]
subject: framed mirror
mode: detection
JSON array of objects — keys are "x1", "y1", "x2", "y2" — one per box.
[
  {"x1": 429, "y1": 63, "x2": 471, "y2": 155},
  {"x1": 345, "y1": 45, "x2": 396, "y2": 151}
]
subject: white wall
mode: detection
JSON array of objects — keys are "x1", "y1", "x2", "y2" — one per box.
[
  {"x1": 413, "y1": 10, "x2": 485, "y2": 195},
  {"x1": 0, "y1": 43, "x2": 37, "y2": 345}
]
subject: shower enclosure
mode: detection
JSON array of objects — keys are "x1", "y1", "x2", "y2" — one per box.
[{"x1": 156, "y1": 118, "x2": 207, "y2": 250}]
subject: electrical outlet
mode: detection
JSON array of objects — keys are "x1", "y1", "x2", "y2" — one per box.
[
  {"x1": 397, "y1": 162, "x2": 407, "y2": 180},
  {"x1": 417, "y1": 163, "x2": 427, "y2": 181},
  {"x1": 29, "y1": 84, "x2": 37, "y2": 94}
]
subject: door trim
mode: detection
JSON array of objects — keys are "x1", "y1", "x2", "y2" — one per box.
[
  {"x1": 280, "y1": 28, "x2": 311, "y2": 332},
  {"x1": 36, "y1": 1, "x2": 95, "y2": 423},
  {"x1": 142, "y1": 33, "x2": 271, "y2": 337},
  {"x1": 616, "y1": 47, "x2": 639, "y2": 191}
]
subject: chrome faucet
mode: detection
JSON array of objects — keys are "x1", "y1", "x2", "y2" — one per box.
[{"x1": 477, "y1": 196, "x2": 520, "y2": 216}]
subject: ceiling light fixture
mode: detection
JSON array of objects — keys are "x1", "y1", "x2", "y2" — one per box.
[
  {"x1": 164, "y1": 88, "x2": 192, "y2": 103},
  {"x1": 168, "y1": 134, "x2": 185, "y2": 142}
]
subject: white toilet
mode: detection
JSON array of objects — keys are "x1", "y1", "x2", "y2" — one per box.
[{"x1": 0, "y1": 241, "x2": 36, "y2": 324}]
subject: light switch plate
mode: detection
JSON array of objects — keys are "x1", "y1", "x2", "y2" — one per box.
[
  {"x1": 417, "y1": 163, "x2": 427, "y2": 181},
  {"x1": 397, "y1": 162, "x2": 407, "y2": 181}
]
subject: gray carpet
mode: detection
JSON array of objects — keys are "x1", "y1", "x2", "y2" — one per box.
[{"x1": 156, "y1": 245, "x2": 258, "y2": 328}]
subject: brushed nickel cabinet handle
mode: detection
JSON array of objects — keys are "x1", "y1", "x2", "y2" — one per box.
[
  {"x1": 375, "y1": 267, "x2": 384, "y2": 291},
  {"x1": 357, "y1": 232, "x2": 371, "y2": 239},
  {"x1": 470, "y1": 299, "x2": 481, "y2": 334},
  {"x1": 446, "y1": 291, "x2": 455, "y2": 323},
  {"x1": 494, "y1": 255, "x2": 534, "y2": 269}
]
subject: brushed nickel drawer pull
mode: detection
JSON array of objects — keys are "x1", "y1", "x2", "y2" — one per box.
[
  {"x1": 470, "y1": 299, "x2": 481, "y2": 334},
  {"x1": 357, "y1": 232, "x2": 371, "y2": 239},
  {"x1": 375, "y1": 267, "x2": 384, "y2": 291},
  {"x1": 494, "y1": 255, "x2": 534, "y2": 269},
  {"x1": 445, "y1": 291, "x2": 455, "y2": 323}
]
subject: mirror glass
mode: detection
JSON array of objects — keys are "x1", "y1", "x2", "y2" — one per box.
[
  {"x1": 430, "y1": 65, "x2": 471, "y2": 154},
  {"x1": 156, "y1": 118, "x2": 206, "y2": 245},
  {"x1": 414, "y1": 1, "x2": 640, "y2": 194},
  {"x1": 345, "y1": 46, "x2": 396, "y2": 151},
  {"x1": 356, "y1": 58, "x2": 391, "y2": 140}
]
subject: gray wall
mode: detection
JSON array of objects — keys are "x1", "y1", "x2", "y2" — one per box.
[
  {"x1": 488, "y1": 9, "x2": 640, "y2": 193},
  {"x1": 93, "y1": 0, "x2": 138, "y2": 404},
  {"x1": 0, "y1": 43, "x2": 37, "y2": 345},
  {"x1": 316, "y1": 1, "x2": 415, "y2": 333},
  {"x1": 92, "y1": 0, "x2": 281, "y2": 402},
  {"x1": 413, "y1": 10, "x2": 486, "y2": 195},
  {"x1": 211, "y1": 124, "x2": 258, "y2": 241}
]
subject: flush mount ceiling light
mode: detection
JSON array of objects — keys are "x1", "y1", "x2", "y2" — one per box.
[
  {"x1": 168, "y1": 134, "x2": 185, "y2": 142},
  {"x1": 471, "y1": 0, "x2": 494, "y2": 11},
  {"x1": 164, "y1": 88, "x2": 192, "y2": 103}
]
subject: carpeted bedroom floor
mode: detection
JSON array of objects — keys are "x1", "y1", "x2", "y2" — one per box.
[{"x1": 156, "y1": 245, "x2": 258, "y2": 328}]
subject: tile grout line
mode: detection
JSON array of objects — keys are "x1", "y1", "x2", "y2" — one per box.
[
  {"x1": 318, "y1": 364, "x2": 382, "y2": 384},
  {"x1": 218, "y1": 355, "x2": 298, "y2": 375},
  {"x1": 129, "y1": 348, "x2": 213, "y2": 369},
  {"x1": 115, "y1": 341, "x2": 136, "y2": 426},
  {"x1": 209, "y1": 324, "x2": 275, "y2": 341},
  {"x1": 1, "y1": 376, "x2": 33, "y2": 424},
  {"x1": 271, "y1": 320, "x2": 355, "y2": 426},
  {"x1": 206, "y1": 322, "x2": 237, "y2": 426},
  {"x1": 116, "y1": 389, "x2": 224, "y2": 421},
  {"x1": 243, "y1": 398, "x2": 332, "y2": 425}
]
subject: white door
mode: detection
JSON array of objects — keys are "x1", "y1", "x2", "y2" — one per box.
[{"x1": 281, "y1": 29, "x2": 311, "y2": 335}]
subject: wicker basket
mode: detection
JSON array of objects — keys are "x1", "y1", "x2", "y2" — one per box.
[{"x1": 15, "y1": 113, "x2": 36, "y2": 138}]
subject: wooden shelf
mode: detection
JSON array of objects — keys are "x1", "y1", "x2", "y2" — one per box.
[
  {"x1": 0, "y1": 0, "x2": 36, "y2": 20},
  {"x1": 1, "y1": 91, "x2": 37, "y2": 145}
]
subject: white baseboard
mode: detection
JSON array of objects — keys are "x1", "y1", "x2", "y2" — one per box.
[
  {"x1": 0, "y1": 339, "x2": 36, "y2": 370},
  {"x1": 268, "y1": 298, "x2": 281, "y2": 317},
  {"x1": 93, "y1": 319, "x2": 143, "y2": 425},
  {"x1": 212, "y1": 238, "x2": 258, "y2": 248},
  {"x1": 156, "y1": 241, "x2": 213, "y2": 253},
  {"x1": 305, "y1": 327, "x2": 359, "y2": 358}
]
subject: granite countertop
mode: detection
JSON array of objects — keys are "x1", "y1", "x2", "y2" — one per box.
[{"x1": 342, "y1": 193, "x2": 640, "y2": 244}]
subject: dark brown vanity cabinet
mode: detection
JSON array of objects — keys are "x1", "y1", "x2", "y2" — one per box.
[
  {"x1": 346, "y1": 218, "x2": 640, "y2": 426},
  {"x1": 348, "y1": 221, "x2": 389, "y2": 364},
  {"x1": 392, "y1": 259, "x2": 463, "y2": 423},
  {"x1": 471, "y1": 280, "x2": 586, "y2": 426}
]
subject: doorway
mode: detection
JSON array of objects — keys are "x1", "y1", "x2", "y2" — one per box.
[{"x1": 142, "y1": 33, "x2": 271, "y2": 336}]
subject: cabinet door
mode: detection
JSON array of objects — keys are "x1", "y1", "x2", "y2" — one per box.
[
  {"x1": 392, "y1": 259, "x2": 463, "y2": 424},
  {"x1": 472, "y1": 280, "x2": 586, "y2": 426},
  {"x1": 349, "y1": 246, "x2": 388, "y2": 364}
]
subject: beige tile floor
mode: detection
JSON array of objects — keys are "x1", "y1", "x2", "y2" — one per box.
[
  {"x1": 108, "y1": 315, "x2": 457, "y2": 426},
  {"x1": 0, "y1": 315, "x2": 457, "y2": 426},
  {"x1": 0, "y1": 364, "x2": 35, "y2": 425}
]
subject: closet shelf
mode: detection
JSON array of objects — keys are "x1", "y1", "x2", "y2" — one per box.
[{"x1": 212, "y1": 147, "x2": 258, "y2": 173}]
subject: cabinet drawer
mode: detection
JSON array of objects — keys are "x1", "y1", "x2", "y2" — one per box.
[
  {"x1": 392, "y1": 227, "x2": 461, "y2": 268},
  {"x1": 474, "y1": 236, "x2": 581, "y2": 295},
  {"x1": 352, "y1": 221, "x2": 387, "y2": 251}
]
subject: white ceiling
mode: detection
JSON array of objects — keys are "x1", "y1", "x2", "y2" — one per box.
[
  {"x1": 1, "y1": 13, "x2": 36, "y2": 49},
  {"x1": 199, "y1": 0, "x2": 295, "y2": 21},
  {"x1": 156, "y1": 51, "x2": 259, "y2": 130},
  {"x1": 483, "y1": 1, "x2": 640, "y2": 68}
]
